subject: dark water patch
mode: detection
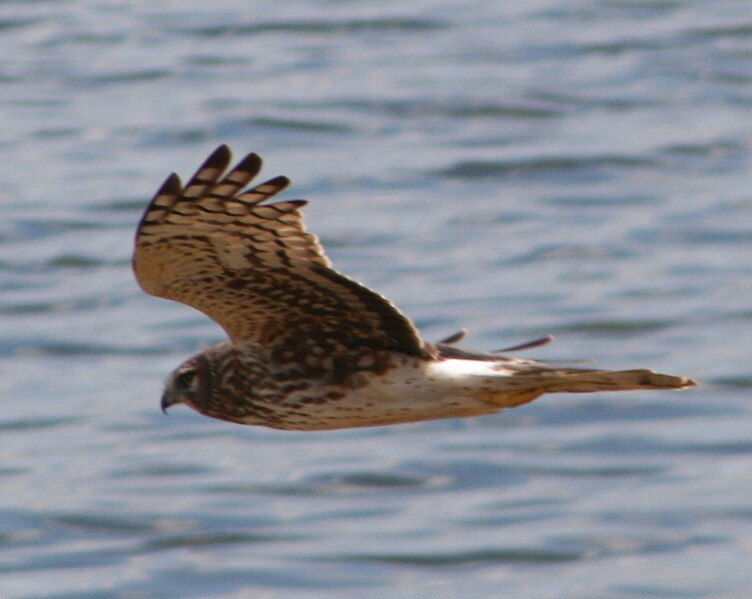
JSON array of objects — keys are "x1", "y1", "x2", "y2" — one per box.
[
  {"x1": 111, "y1": 463, "x2": 215, "y2": 478},
  {"x1": 319, "y1": 231, "x2": 405, "y2": 250},
  {"x1": 0, "y1": 257, "x2": 129, "y2": 275},
  {"x1": 446, "y1": 210, "x2": 533, "y2": 226},
  {"x1": 554, "y1": 532, "x2": 724, "y2": 561},
  {"x1": 709, "y1": 375, "x2": 752, "y2": 389},
  {"x1": 491, "y1": 37, "x2": 671, "y2": 63},
  {"x1": 435, "y1": 155, "x2": 654, "y2": 181},
  {"x1": 70, "y1": 68, "x2": 173, "y2": 86},
  {"x1": 460, "y1": 510, "x2": 560, "y2": 528},
  {"x1": 6, "y1": 218, "x2": 120, "y2": 239},
  {"x1": 507, "y1": 37, "x2": 674, "y2": 65},
  {"x1": 47, "y1": 254, "x2": 115, "y2": 268},
  {"x1": 442, "y1": 102, "x2": 558, "y2": 120},
  {"x1": 526, "y1": 89, "x2": 659, "y2": 111},
  {"x1": 296, "y1": 506, "x2": 397, "y2": 524},
  {"x1": 93, "y1": 197, "x2": 146, "y2": 212},
  {"x1": 307, "y1": 471, "x2": 440, "y2": 491},
  {"x1": 536, "y1": 1, "x2": 681, "y2": 22},
  {"x1": 708, "y1": 70, "x2": 752, "y2": 85},
  {"x1": 208, "y1": 470, "x2": 443, "y2": 497},
  {"x1": 667, "y1": 263, "x2": 752, "y2": 278},
  {"x1": 482, "y1": 497, "x2": 568, "y2": 513},
  {"x1": 153, "y1": 564, "x2": 374, "y2": 592},
  {"x1": 576, "y1": 39, "x2": 664, "y2": 56},
  {"x1": 674, "y1": 440, "x2": 752, "y2": 455},
  {"x1": 0, "y1": 18, "x2": 43, "y2": 33},
  {"x1": 62, "y1": 32, "x2": 126, "y2": 45},
  {"x1": 506, "y1": 243, "x2": 632, "y2": 265},
  {"x1": 694, "y1": 507, "x2": 752, "y2": 522},
  {"x1": 157, "y1": 426, "x2": 239, "y2": 443},
  {"x1": 657, "y1": 140, "x2": 747, "y2": 172},
  {"x1": 183, "y1": 54, "x2": 249, "y2": 67},
  {"x1": 0, "y1": 466, "x2": 27, "y2": 477},
  {"x1": 687, "y1": 24, "x2": 752, "y2": 40},
  {"x1": 19, "y1": 592, "x2": 115, "y2": 599},
  {"x1": 51, "y1": 513, "x2": 155, "y2": 535},
  {"x1": 338, "y1": 546, "x2": 583, "y2": 566},
  {"x1": 544, "y1": 194, "x2": 659, "y2": 208},
  {"x1": 659, "y1": 140, "x2": 743, "y2": 158},
  {"x1": 204, "y1": 481, "x2": 329, "y2": 497},
  {"x1": 139, "y1": 126, "x2": 212, "y2": 146},
  {"x1": 32, "y1": 126, "x2": 83, "y2": 140},
  {"x1": 0, "y1": 299, "x2": 93, "y2": 315},
  {"x1": 521, "y1": 463, "x2": 665, "y2": 477},
  {"x1": 0, "y1": 546, "x2": 131, "y2": 574},
  {"x1": 634, "y1": 227, "x2": 752, "y2": 246},
  {"x1": 2, "y1": 340, "x2": 169, "y2": 357},
  {"x1": 6, "y1": 97, "x2": 68, "y2": 108},
  {"x1": 245, "y1": 116, "x2": 352, "y2": 133},
  {"x1": 560, "y1": 434, "x2": 673, "y2": 455},
  {"x1": 151, "y1": 315, "x2": 219, "y2": 332},
  {"x1": 180, "y1": 17, "x2": 446, "y2": 38},
  {"x1": 520, "y1": 397, "x2": 720, "y2": 429},
  {"x1": 557, "y1": 318, "x2": 678, "y2": 335},
  {"x1": 615, "y1": 583, "x2": 715, "y2": 598},
  {"x1": 613, "y1": 285, "x2": 703, "y2": 299},
  {"x1": 407, "y1": 460, "x2": 528, "y2": 490},
  {"x1": 144, "y1": 531, "x2": 280, "y2": 550},
  {"x1": 324, "y1": 98, "x2": 559, "y2": 120},
  {"x1": 600, "y1": 509, "x2": 694, "y2": 528},
  {"x1": 0, "y1": 416, "x2": 81, "y2": 432}
]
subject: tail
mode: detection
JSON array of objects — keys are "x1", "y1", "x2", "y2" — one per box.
[
  {"x1": 479, "y1": 367, "x2": 697, "y2": 409},
  {"x1": 520, "y1": 367, "x2": 697, "y2": 393}
]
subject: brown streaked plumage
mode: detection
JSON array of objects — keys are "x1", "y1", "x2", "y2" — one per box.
[{"x1": 133, "y1": 146, "x2": 697, "y2": 431}]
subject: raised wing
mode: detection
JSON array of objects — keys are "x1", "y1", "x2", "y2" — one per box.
[{"x1": 133, "y1": 145, "x2": 429, "y2": 359}]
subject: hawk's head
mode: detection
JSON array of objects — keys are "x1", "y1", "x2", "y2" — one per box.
[
  {"x1": 160, "y1": 342, "x2": 266, "y2": 424},
  {"x1": 160, "y1": 342, "x2": 294, "y2": 427},
  {"x1": 161, "y1": 353, "x2": 214, "y2": 415},
  {"x1": 160, "y1": 342, "x2": 236, "y2": 416}
]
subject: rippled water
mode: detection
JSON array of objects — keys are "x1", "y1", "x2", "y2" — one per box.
[{"x1": 1, "y1": 1, "x2": 751, "y2": 597}]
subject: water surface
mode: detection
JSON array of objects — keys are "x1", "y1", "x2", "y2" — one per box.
[{"x1": 1, "y1": 1, "x2": 751, "y2": 597}]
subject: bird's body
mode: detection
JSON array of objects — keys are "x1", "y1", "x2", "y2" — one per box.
[
  {"x1": 165, "y1": 341, "x2": 692, "y2": 431},
  {"x1": 134, "y1": 146, "x2": 696, "y2": 431},
  {"x1": 166, "y1": 343, "x2": 535, "y2": 430}
]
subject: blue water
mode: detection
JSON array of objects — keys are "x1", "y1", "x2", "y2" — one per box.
[{"x1": 1, "y1": 1, "x2": 751, "y2": 597}]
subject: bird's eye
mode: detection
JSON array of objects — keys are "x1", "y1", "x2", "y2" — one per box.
[{"x1": 175, "y1": 369, "x2": 198, "y2": 390}]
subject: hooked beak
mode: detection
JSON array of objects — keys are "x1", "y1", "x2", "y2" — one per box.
[{"x1": 161, "y1": 391, "x2": 178, "y2": 414}]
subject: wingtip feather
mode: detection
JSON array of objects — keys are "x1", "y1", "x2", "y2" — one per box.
[
  {"x1": 232, "y1": 152, "x2": 263, "y2": 177},
  {"x1": 156, "y1": 172, "x2": 182, "y2": 196},
  {"x1": 211, "y1": 144, "x2": 232, "y2": 162}
]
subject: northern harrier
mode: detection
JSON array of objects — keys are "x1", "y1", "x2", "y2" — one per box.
[{"x1": 133, "y1": 146, "x2": 696, "y2": 430}]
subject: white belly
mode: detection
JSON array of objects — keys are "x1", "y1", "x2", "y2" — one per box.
[{"x1": 262, "y1": 358, "x2": 525, "y2": 431}]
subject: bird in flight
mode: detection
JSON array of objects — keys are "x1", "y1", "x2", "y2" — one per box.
[{"x1": 133, "y1": 146, "x2": 696, "y2": 431}]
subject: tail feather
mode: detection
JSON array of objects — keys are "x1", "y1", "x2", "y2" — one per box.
[{"x1": 513, "y1": 367, "x2": 697, "y2": 394}]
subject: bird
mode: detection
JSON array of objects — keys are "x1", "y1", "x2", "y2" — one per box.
[{"x1": 133, "y1": 145, "x2": 697, "y2": 431}]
